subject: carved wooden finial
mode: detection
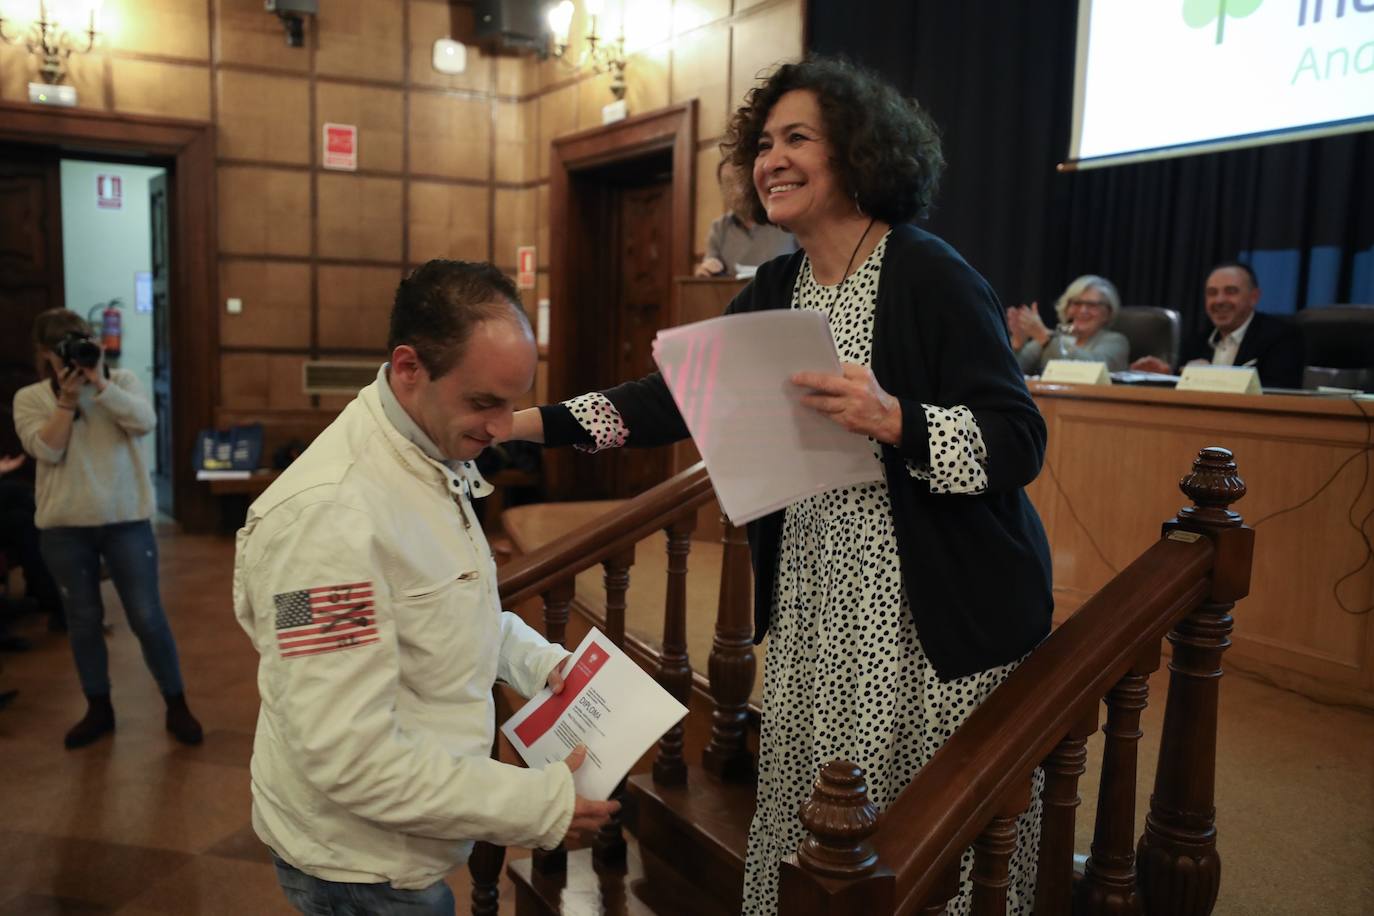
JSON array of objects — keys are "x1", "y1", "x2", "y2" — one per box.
[
  {"x1": 796, "y1": 760, "x2": 881, "y2": 878},
  {"x1": 1177, "y1": 446, "x2": 1246, "y2": 528}
]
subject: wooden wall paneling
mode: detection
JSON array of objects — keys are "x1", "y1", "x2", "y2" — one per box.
[
  {"x1": 215, "y1": 70, "x2": 310, "y2": 164},
  {"x1": 406, "y1": 180, "x2": 489, "y2": 263},
  {"x1": 315, "y1": 83, "x2": 406, "y2": 174},
  {"x1": 217, "y1": 166, "x2": 312, "y2": 256},
  {"x1": 317, "y1": 173, "x2": 404, "y2": 261},
  {"x1": 218, "y1": 260, "x2": 312, "y2": 347}
]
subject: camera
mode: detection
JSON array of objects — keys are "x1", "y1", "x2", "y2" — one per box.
[{"x1": 55, "y1": 332, "x2": 101, "y2": 370}]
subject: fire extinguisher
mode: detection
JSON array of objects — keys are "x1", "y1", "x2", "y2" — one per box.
[{"x1": 99, "y1": 299, "x2": 123, "y2": 360}]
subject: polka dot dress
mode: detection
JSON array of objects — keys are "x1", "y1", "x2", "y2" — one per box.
[{"x1": 738, "y1": 231, "x2": 1043, "y2": 916}]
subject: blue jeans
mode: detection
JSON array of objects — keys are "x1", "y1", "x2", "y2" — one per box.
[
  {"x1": 39, "y1": 520, "x2": 185, "y2": 697},
  {"x1": 272, "y1": 855, "x2": 456, "y2": 916}
]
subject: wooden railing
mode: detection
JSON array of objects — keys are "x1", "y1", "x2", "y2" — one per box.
[
  {"x1": 469, "y1": 461, "x2": 758, "y2": 914},
  {"x1": 470, "y1": 445, "x2": 1252, "y2": 916},
  {"x1": 779, "y1": 446, "x2": 1253, "y2": 915}
]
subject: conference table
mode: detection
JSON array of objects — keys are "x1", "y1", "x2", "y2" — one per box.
[{"x1": 1026, "y1": 381, "x2": 1374, "y2": 709}]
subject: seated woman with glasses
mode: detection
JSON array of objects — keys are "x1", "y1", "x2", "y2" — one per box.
[{"x1": 1007, "y1": 274, "x2": 1129, "y2": 375}]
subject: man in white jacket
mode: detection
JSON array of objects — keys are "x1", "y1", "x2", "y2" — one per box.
[{"x1": 234, "y1": 260, "x2": 617, "y2": 914}]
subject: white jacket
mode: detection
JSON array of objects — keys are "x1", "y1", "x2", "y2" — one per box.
[{"x1": 233, "y1": 379, "x2": 574, "y2": 890}]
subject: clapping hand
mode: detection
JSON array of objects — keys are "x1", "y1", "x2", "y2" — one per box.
[
  {"x1": 0, "y1": 454, "x2": 25, "y2": 476},
  {"x1": 1007, "y1": 303, "x2": 1050, "y2": 348},
  {"x1": 792, "y1": 363, "x2": 903, "y2": 446}
]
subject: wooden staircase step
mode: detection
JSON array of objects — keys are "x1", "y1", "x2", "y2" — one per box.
[
  {"x1": 628, "y1": 767, "x2": 755, "y2": 915},
  {"x1": 507, "y1": 842, "x2": 736, "y2": 916}
]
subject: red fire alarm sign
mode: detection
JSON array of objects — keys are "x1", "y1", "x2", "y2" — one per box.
[{"x1": 322, "y1": 123, "x2": 358, "y2": 171}]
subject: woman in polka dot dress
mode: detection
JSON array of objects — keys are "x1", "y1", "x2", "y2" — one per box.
[{"x1": 511, "y1": 57, "x2": 1054, "y2": 916}]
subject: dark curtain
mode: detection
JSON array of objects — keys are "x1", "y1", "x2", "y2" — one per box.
[{"x1": 807, "y1": 1, "x2": 1374, "y2": 341}]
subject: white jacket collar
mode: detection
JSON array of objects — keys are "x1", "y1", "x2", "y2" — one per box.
[{"x1": 363, "y1": 369, "x2": 492, "y2": 500}]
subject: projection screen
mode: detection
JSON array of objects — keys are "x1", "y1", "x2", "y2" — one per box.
[{"x1": 1066, "y1": 0, "x2": 1374, "y2": 169}]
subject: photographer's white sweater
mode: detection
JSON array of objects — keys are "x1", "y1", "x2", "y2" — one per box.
[{"x1": 12, "y1": 369, "x2": 157, "y2": 529}]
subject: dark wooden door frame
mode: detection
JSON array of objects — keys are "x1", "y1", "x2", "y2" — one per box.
[
  {"x1": 546, "y1": 100, "x2": 696, "y2": 496},
  {"x1": 0, "y1": 102, "x2": 218, "y2": 532}
]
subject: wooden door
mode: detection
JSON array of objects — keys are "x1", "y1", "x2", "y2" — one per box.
[
  {"x1": 0, "y1": 145, "x2": 63, "y2": 472},
  {"x1": 607, "y1": 180, "x2": 674, "y2": 497},
  {"x1": 148, "y1": 172, "x2": 174, "y2": 513}
]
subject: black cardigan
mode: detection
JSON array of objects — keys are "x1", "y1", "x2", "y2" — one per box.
[{"x1": 541, "y1": 224, "x2": 1053, "y2": 680}]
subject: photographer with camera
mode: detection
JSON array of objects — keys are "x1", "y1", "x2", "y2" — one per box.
[{"x1": 12, "y1": 309, "x2": 202, "y2": 750}]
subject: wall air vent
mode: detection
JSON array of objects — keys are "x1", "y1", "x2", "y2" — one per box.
[{"x1": 302, "y1": 361, "x2": 378, "y2": 395}]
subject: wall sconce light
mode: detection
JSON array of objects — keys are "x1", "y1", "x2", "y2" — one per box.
[
  {"x1": 0, "y1": 0, "x2": 101, "y2": 90},
  {"x1": 546, "y1": 0, "x2": 627, "y2": 101}
]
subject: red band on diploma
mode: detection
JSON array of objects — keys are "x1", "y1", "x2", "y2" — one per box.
[{"x1": 513, "y1": 641, "x2": 611, "y2": 746}]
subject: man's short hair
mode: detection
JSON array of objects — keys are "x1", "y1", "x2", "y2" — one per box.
[
  {"x1": 1207, "y1": 260, "x2": 1259, "y2": 290},
  {"x1": 387, "y1": 260, "x2": 529, "y2": 379}
]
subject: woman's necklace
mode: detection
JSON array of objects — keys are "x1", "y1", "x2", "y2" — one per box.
[{"x1": 819, "y1": 217, "x2": 877, "y2": 319}]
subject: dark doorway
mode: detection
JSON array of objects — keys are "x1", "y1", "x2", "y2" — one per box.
[
  {"x1": 572, "y1": 151, "x2": 675, "y2": 499},
  {"x1": 546, "y1": 102, "x2": 697, "y2": 502},
  {"x1": 0, "y1": 103, "x2": 218, "y2": 532},
  {"x1": 0, "y1": 145, "x2": 63, "y2": 475}
]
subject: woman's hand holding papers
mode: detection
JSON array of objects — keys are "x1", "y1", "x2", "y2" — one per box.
[
  {"x1": 793, "y1": 363, "x2": 903, "y2": 445},
  {"x1": 563, "y1": 745, "x2": 621, "y2": 838}
]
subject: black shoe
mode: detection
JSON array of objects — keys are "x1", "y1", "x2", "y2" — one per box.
[
  {"x1": 65, "y1": 694, "x2": 115, "y2": 749},
  {"x1": 164, "y1": 693, "x2": 203, "y2": 746}
]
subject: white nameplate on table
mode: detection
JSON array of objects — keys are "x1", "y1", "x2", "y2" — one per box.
[
  {"x1": 1175, "y1": 364, "x2": 1261, "y2": 395},
  {"x1": 651, "y1": 310, "x2": 884, "y2": 525},
  {"x1": 1041, "y1": 359, "x2": 1111, "y2": 385},
  {"x1": 501, "y1": 628, "x2": 687, "y2": 802}
]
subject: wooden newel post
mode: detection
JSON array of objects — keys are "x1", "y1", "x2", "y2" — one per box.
[
  {"x1": 779, "y1": 760, "x2": 894, "y2": 916},
  {"x1": 1137, "y1": 447, "x2": 1253, "y2": 916}
]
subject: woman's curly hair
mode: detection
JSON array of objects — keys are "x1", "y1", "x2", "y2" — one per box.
[{"x1": 722, "y1": 56, "x2": 944, "y2": 227}]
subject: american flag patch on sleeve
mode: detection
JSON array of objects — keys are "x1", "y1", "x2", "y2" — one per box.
[{"x1": 273, "y1": 581, "x2": 380, "y2": 659}]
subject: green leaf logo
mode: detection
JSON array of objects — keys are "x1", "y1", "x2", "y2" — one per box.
[{"x1": 1183, "y1": 0, "x2": 1263, "y2": 45}]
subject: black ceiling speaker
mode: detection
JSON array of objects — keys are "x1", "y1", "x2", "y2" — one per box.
[{"x1": 474, "y1": 0, "x2": 547, "y2": 53}]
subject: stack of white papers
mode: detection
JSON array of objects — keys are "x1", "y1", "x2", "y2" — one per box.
[
  {"x1": 502, "y1": 629, "x2": 688, "y2": 801},
  {"x1": 651, "y1": 310, "x2": 883, "y2": 525}
]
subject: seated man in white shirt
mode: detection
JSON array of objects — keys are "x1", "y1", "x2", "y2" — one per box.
[{"x1": 1131, "y1": 260, "x2": 1303, "y2": 388}]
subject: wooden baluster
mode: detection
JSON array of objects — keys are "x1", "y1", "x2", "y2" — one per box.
[
  {"x1": 531, "y1": 578, "x2": 575, "y2": 877},
  {"x1": 595, "y1": 547, "x2": 634, "y2": 868},
  {"x1": 601, "y1": 547, "x2": 634, "y2": 648},
  {"x1": 1075, "y1": 646, "x2": 1160, "y2": 915},
  {"x1": 917, "y1": 859, "x2": 961, "y2": 914},
  {"x1": 653, "y1": 517, "x2": 695, "y2": 786},
  {"x1": 1034, "y1": 706, "x2": 1099, "y2": 916},
  {"x1": 702, "y1": 512, "x2": 757, "y2": 782},
  {"x1": 1138, "y1": 447, "x2": 1252, "y2": 916},
  {"x1": 779, "y1": 760, "x2": 894, "y2": 915},
  {"x1": 541, "y1": 578, "x2": 574, "y2": 647},
  {"x1": 467, "y1": 840, "x2": 504, "y2": 916},
  {"x1": 971, "y1": 778, "x2": 1032, "y2": 915}
]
